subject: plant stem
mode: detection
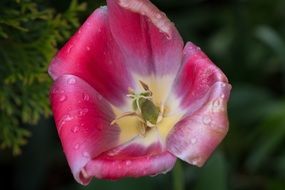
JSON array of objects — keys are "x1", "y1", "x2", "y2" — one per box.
[{"x1": 172, "y1": 160, "x2": 184, "y2": 190}]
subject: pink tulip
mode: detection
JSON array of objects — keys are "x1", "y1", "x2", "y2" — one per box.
[{"x1": 49, "y1": 0, "x2": 231, "y2": 185}]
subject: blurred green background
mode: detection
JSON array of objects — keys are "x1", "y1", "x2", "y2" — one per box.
[{"x1": 1, "y1": 0, "x2": 285, "y2": 189}]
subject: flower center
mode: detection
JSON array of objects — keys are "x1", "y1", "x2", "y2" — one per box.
[{"x1": 111, "y1": 80, "x2": 165, "y2": 135}]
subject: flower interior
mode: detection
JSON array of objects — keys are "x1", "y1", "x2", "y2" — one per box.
[{"x1": 111, "y1": 79, "x2": 182, "y2": 141}]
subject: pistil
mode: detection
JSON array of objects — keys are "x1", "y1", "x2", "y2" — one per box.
[{"x1": 111, "y1": 81, "x2": 165, "y2": 135}]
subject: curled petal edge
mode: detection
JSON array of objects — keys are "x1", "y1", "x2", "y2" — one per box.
[{"x1": 167, "y1": 81, "x2": 231, "y2": 167}]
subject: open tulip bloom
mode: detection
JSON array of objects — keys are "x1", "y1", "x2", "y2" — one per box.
[{"x1": 49, "y1": 0, "x2": 231, "y2": 185}]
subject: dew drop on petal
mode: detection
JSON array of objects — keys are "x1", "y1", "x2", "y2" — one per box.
[
  {"x1": 166, "y1": 34, "x2": 172, "y2": 40},
  {"x1": 86, "y1": 46, "x2": 91, "y2": 51},
  {"x1": 156, "y1": 13, "x2": 162, "y2": 19},
  {"x1": 65, "y1": 114, "x2": 74, "y2": 121},
  {"x1": 72, "y1": 126, "x2": 79, "y2": 133},
  {"x1": 74, "y1": 143, "x2": 80, "y2": 150},
  {"x1": 78, "y1": 108, "x2": 88, "y2": 116},
  {"x1": 221, "y1": 94, "x2": 225, "y2": 99},
  {"x1": 82, "y1": 93, "x2": 90, "y2": 101},
  {"x1": 126, "y1": 160, "x2": 132, "y2": 166},
  {"x1": 213, "y1": 98, "x2": 221, "y2": 108},
  {"x1": 67, "y1": 45, "x2": 73, "y2": 53},
  {"x1": 212, "y1": 98, "x2": 223, "y2": 112},
  {"x1": 202, "y1": 115, "x2": 211, "y2": 125},
  {"x1": 67, "y1": 77, "x2": 76, "y2": 85},
  {"x1": 58, "y1": 114, "x2": 73, "y2": 133},
  {"x1": 82, "y1": 151, "x2": 90, "y2": 159},
  {"x1": 59, "y1": 94, "x2": 67, "y2": 102},
  {"x1": 191, "y1": 138, "x2": 197, "y2": 144}
]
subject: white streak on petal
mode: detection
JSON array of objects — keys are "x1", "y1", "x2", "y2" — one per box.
[{"x1": 118, "y1": 0, "x2": 173, "y2": 38}]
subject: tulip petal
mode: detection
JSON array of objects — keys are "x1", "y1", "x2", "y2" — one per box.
[
  {"x1": 107, "y1": 0, "x2": 184, "y2": 76},
  {"x1": 50, "y1": 75, "x2": 121, "y2": 185},
  {"x1": 166, "y1": 42, "x2": 231, "y2": 167},
  {"x1": 83, "y1": 130, "x2": 176, "y2": 179},
  {"x1": 166, "y1": 82, "x2": 231, "y2": 167},
  {"x1": 172, "y1": 42, "x2": 229, "y2": 112},
  {"x1": 48, "y1": 7, "x2": 133, "y2": 107}
]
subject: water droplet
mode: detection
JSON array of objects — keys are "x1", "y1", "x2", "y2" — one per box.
[
  {"x1": 82, "y1": 93, "x2": 90, "y2": 101},
  {"x1": 166, "y1": 34, "x2": 172, "y2": 40},
  {"x1": 221, "y1": 94, "x2": 225, "y2": 99},
  {"x1": 191, "y1": 138, "x2": 197, "y2": 144},
  {"x1": 67, "y1": 45, "x2": 73, "y2": 53},
  {"x1": 202, "y1": 116, "x2": 211, "y2": 125},
  {"x1": 67, "y1": 77, "x2": 76, "y2": 84},
  {"x1": 82, "y1": 151, "x2": 90, "y2": 159},
  {"x1": 212, "y1": 98, "x2": 222, "y2": 109},
  {"x1": 52, "y1": 88, "x2": 63, "y2": 94},
  {"x1": 65, "y1": 114, "x2": 73, "y2": 121},
  {"x1": 58, "y1": 114, "x2": 73, "y2": 132},
  {"x1": 126, "y1": 160, "x2": 132, "y2": 166},
  {"x1": 78, "y1": 108, "x2": 88, "y2": 116},
  {"x1": 72, "y1": 126, "x2": 79, "y2": 133},
  {"x1": 86, "y1": 46, "x2": 91, "y2": 51},
  {"x1": 156, "y1": 13, "x2": 162, "y2": 19},
  {"x1": 59, "y1": 94, "x2": 67, "y2": 102},
  {"x1": 74, "y1": 144, "x2": 80, "y2": 150}
]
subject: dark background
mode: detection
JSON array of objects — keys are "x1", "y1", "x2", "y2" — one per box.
[{"x1": 1, "y1": 0, "x2": 285, "y2": 189}]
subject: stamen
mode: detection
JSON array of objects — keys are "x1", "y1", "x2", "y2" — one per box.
[
  {"x1": 139, "y1": 80, "x2": 150, "y2": 91},
  {"x1": 138, "y1": 123, "x2": 146, "y2": 136},
  {"x1": 110, "y1": 112, "x2": 145, "y2": 126},
  {"x1": 146, "y1": 121, "x2": 156, "y2": 128},
  {"x1": 156, "y1": 104, "x2": 165, "y2": 123}
]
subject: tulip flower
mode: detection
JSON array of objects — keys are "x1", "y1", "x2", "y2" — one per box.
[{"x1": 49, "y1": 0, "x2": 231, "y2": 185}]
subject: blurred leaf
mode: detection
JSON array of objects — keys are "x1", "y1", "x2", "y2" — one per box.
[
  {"x1": 246, "y1": 101, "x2": 285, "y2": 172},
  {"x1": 255, "y1": 26, "x2": 285, "y2": 61}
]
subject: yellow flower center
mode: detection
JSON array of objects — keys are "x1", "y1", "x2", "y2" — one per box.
[{"x1": 111, "y1": 78, "x2": 183, "y2": 145}]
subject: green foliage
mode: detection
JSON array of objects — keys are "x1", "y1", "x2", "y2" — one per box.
[{"x1": 0, "y1": 0, "x2": 86, "y2": 154}]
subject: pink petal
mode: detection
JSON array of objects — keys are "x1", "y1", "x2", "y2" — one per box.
[
  {"x1": 48, "y1": 7, "x2": 133, "y2": 107},
  {"x1": 83, "y1": 139, "x2": 176, "y2": 179},
  {"x1": 174, "y1": 42, "x2": 228, "y2": 111},
  {"x1": 167, "y1": 82, "x2": 231, "y2": 167},
  {"x1": 107, "y1": 0, "x2": 184, "y2": 76},
  {"x1": 50, "y1": 75, "x2": 121, "y2": 185}
]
